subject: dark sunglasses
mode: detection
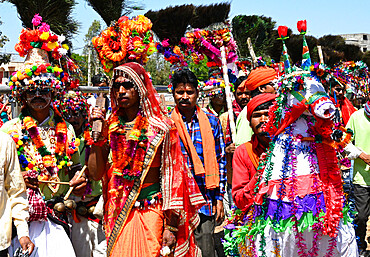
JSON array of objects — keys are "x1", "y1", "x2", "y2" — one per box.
[
  {"x1": 26, "y1": 88, "x2": 51, "y2": 95},
  {"x1": 334, "y1": 87, "x2": 344, "y2": 93},
  {"x1": 112, "y1": 81, "x2": 135, "y2": 90}
]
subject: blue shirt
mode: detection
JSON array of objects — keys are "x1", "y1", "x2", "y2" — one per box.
[{"x1": 178, "y1": 108, "x2": 227, "y2": 216}]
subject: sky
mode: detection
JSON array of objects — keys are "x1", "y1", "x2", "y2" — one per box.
[{"x1": 0, "y1": 0, "x2": 369, "y2": 55}]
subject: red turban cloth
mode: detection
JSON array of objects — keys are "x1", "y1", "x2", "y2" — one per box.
[
  {"x1": 247, "y1": 93, "x2": 277, "y2": 122},
  {"x1": 243, "y1": 66, "x2": 277, "y2": 91}
]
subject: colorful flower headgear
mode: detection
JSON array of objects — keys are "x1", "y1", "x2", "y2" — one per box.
[
  {"x1": 92, "y1": 15, "x2": 157, "y2": 73},
  {"x1": 54, "y1": 91, "x2": 89, "y2": 118},
  {"x1": 9, "y1": 14, "x2": 70, "y2": 102},
  {"x1": 181, "y1": 23, "x2": 238, "y2": 66}
]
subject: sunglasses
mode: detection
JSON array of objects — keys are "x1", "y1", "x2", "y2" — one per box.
[
  {"x1": 334, "y1": 87, "x2": 344, "y2": 93},
  {"x1": 112, "y1": 81, "x2": 135, "y2": 90},
  {"x1": 26, "y1": 88, "x2": 51, "y2": 95}
]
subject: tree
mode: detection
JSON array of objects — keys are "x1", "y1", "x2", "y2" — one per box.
[
  {"x1": 0, "y1": 16, "x2": 10, "y2": 65},
  {"x1": 83, "y1": 20, "x2": 102, "y2": 76},
  {"x1": 5, "y1": 0, "x2": 79, "y2": 43},
  {"x1": 85, "y1": 0, "x2": 143, "y2": 26},
  {"x1": 232, "y1": 15, "x2": 276, "y2": 60},
  {"x1": 71, "y1": 52, "x2": 88, "y2": 85},
  {"x1": 144, "y1": 53, "x2": 170, "y2": 86}
]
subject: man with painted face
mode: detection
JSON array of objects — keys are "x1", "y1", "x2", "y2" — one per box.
[
  {"x1": 88, "y1": 62, "x2": 204, "y2": 257},
  {"x1": 232, "y1": 93, "x2": 276, "y2": 211},
  {"x1": 55, "y1": 91, "x2": 106, "y2": 257},
  {"x1": 171, "y1": 68, "x2": 227, "y2": 257},
  {"x1": 1, "y1": 50, "x2": 86, "y2": 257}
]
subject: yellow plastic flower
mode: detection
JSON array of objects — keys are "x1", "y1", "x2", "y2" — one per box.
[
  {"x1": 40, "y1": 32, "x2": 50, "y2": 41},
  {"x1": 47, "y1": 41, "x2": 59, "y2": 50},
  {"x1": 62, "y1": 44, "x2": 69, "y2": 50}
]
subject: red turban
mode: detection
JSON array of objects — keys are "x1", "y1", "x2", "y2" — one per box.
[
  {"x1": 247, "y1": 93, "x2": 277, "y2": 122},
  {"x1": 243, "y1": 66, "x2": 277, "y2": 91}
]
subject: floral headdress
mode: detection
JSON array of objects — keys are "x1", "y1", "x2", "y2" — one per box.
[
  {"x1": 9, "y1": 14, "x2": 70, "y2": 102},
  {"x1": 92, "y1": 15, "x2": 156, "y2": 73},
  {"x1": 181, "y1": 23, "x2": 237, "y2": 66},
  {"x1": 54, "y1": 91, "x2": 89, "y2": 118}
]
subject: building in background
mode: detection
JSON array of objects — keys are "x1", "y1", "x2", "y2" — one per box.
[
  {"x1": 0, "y1": 53, "x2": 24, "y2": 86},
  {"x1": 340, "y1": 33, "x2": 370, "y2": 52}
]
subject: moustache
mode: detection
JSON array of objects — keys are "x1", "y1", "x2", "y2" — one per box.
[
  {"x1": 255, "y1": 122, "x2": 266, "y2": 130},
  {"x1": 179, "y1": 99, "x2": 191, "y2": 104},
  {"x1": 30, "y1": 97, "x2": 47, "y2": 103}
]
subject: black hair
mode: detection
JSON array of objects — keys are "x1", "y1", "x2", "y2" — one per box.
[
  {"x1": 233, "y1": 76, "x2": 247, "y2": 92},
  {"x1": 253, "y1": 100, "x2": 274, "y2": 112},
  {"x1": 171, "y1": 68, "x2": 198, "y2": 92},
  {"x1": 92, "y1": 73, "x2": 108, "y2": 86}
]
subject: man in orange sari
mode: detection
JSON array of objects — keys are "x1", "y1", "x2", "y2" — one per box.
[
  {"x1": 232, "y1": 93, "x2": 276, "y2": 211},
  {"x1": 88, "y1": 62, "x2": 204, "y2": 257}
]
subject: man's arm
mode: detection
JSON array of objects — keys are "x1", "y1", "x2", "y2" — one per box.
[
  {"x1": 213, "y1": 117, "x2": 227, "y2": 223},
  {"x1": 4, "y1": 135, "x2": 34, "y2": 254},
  {"x1": 232, "y1": 144, "x2": 258, "y2": 211}
]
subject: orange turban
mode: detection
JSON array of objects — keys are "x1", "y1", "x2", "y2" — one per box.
[
  {"x1": 247, "y1": 93, "x2": 277, "y2": 122},
  {"x1": 242, "y1": 66, "x2": 277, "y2": 91}
]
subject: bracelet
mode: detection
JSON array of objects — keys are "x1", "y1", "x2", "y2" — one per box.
[{"x1": 164, "y1": 225, "x2": 178, "y2": 233}]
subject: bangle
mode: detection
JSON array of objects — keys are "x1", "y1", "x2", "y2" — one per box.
[{"x1": 164, "y1": 225, "x2": 178, "y2": 233}]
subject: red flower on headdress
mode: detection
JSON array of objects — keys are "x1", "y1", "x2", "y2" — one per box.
[
  {"x1": 297, "y1": 20, "x2": 307, "y2": 34},
  {"x1": 277, "y1": 26, "x2": 288, "y2": 39}
]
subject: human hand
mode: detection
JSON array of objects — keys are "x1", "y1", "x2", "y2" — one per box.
[
  {"x1": 162, "y1": 229, "x2": 176, "y2": 252},
  {"x1": 69, "y1": 172, "x2": 88, "y2": 196},
  {"x1": 19, "y1": 236, "x2": 35, "y2": 255},
  {"x1": 225, "y1": 143, "x2": 236, "y2": 154},
  {"x1": 21, "y1": 172, "x2": 39, "y2": 190},
  {"x1": 214, "y1": 200, "x2": 225, "y2": 224},
  {"x1": 89, "y1": 107, "x2": 106, "y2": 122},
  {"x1": 359, "y1": 152, "x2": 370, "y2": 166}
]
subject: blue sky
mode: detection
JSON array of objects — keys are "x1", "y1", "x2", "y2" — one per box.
[{"x1": 0, "y1": 0, "x2": 369, "y2": 54}]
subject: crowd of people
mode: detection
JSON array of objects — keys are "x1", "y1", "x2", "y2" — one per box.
[{"x1": 1, "y1": 13, "x2": 370, "y2": 257}]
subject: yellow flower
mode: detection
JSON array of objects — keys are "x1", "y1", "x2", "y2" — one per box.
[
  {"x1": 47, "y1": 41, "x2": 59, "y2": 50},
  {"x1": 62, "y1": 44, "x2": 69, "y2": 50},
  {"x1": 40, "y1": 32, "x2": 50, "y2": 41}
]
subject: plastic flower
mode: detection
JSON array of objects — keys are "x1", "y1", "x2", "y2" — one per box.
[
  {"x1": 297, "y1": 20, "x2": 307, "y2": 34},
  {"x1": 278, "y1": 26, "x2": 288, "y2": 39},
  {"x1": 40, "y1": 32, "x2": 50, "y2": 41},
  {"x1": 32, "y1": 14, "x2": 42, "y2": 27},
  {"x1": 39, "y1": 23, "x2": 50, "y2": 32}
]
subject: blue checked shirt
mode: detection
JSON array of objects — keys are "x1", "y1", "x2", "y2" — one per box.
[{"x1": 178, "y1": 108, "x2": 227, "y2": 216}]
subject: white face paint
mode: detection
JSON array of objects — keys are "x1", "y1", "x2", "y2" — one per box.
[{"x1": 24, "y1": 88, "x2": 53, "y2": 111}]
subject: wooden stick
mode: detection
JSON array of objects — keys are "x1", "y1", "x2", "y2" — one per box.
[
  {"x1": 317, "y1": 45, "x2": 324, "y2": 64},
  {"x1": 64, "y1": 165, "x2": 87, "y2": 200},
  {"x1": 220, "y1": 46, "x2": 236, "y2": 143},
  {"x1": 247, "y1": 38, "x2": 258, "y2": 68},
  {"x1": 39, "y1": 180, "x2": 70, "y2": 185}
]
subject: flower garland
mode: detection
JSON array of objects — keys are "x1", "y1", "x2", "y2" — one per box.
[
  {"x1": 10, "y1": 109, "x2": 78, "y2": 183},
  {"x1": 15, "y1": 14, "x2": 69, "y2": 59},
  {"x1": 181, "y1": 26, "x2": 237, "y2": 66},
  {"x1": 156, "y1": 39, "x2": 188, "y2": 66},
  {"x1": 108, "y1": 110, "x2": 149, "y2": 180},
  {"x1": 92, "y1": 15, "x2": 156, "y2": 73}
]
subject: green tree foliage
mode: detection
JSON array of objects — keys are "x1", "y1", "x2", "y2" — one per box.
[
  {"x1": 85, "y1": 0, "x2": 143, "y2": 26},
  {"x1": 0, "y1": 17, "x2": 10, "y2": 65},
  {"x1": 232, "y1": 15, "x2": 276, "y2": 59},
  {"x1": 5, "y1": 0, "x2": 79, "y2": 43},
  {"x1": 83, "y1": 20, "x2": 102, "y2": 76},
  {"x1": 70, "y1": 53, "x2": 87, "y2": 85},
  {"x1": 362, "y1": 51, "x2": 370, "y2": 68},
  {"x1": 144, "y1": 53, "x2": 170, "y2": 86}
]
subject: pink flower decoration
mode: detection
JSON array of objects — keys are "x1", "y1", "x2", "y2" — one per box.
[
  {"x1": 39, "y1": 23, "x2": 50, "y2": 32},
  {"x1": 161, "y1": 39, "x2": 170, "y2": 47},
  {"x1": 32, "y1": 13, "x2": 42, "y2": 27}
]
